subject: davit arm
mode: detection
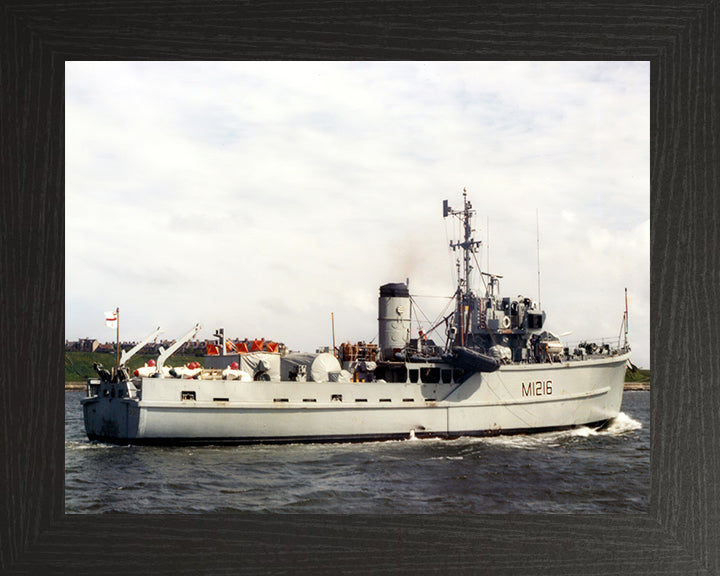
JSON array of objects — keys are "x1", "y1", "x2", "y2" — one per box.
[
  {"x1": 156, "y1": 323, "x2": 203, "y2": 372},
  {"x1": 119, "y1": 327, "x2": 164, "y2": 367}
]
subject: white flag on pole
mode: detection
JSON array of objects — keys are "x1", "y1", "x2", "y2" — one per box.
[{"x1": 105, "y1": 310, "x2": 118, "y2": 329}]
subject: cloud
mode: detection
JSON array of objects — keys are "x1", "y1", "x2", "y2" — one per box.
[{"x1": 66, "y1": 61, "x2": 650, "y2": 367}]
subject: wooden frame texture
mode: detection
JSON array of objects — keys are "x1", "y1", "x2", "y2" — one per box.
[{"x1": 1, "y1": 1, "x2": 718, "y2": 574}]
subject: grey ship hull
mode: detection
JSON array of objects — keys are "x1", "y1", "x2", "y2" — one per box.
[{"x1": 82, "y1": 352, "x2": 629, "y2": 445}]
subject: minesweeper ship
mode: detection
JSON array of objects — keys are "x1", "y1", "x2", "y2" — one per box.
[{"x1": 82, "y1": 190, "x2": 631, "y2": 445}]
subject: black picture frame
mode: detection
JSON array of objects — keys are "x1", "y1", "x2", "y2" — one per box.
[{"x1": 2, "y1": 1, "x2": 717, "y2": 574}]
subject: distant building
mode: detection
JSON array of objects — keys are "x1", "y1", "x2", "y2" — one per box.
[{"x1": 65, "y1": 338, "x2": 100, "y2": 352}]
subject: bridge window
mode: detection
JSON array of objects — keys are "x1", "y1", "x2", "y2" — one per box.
[{"x1": 421, "y1": 367, "x2": 440, "y2": 384}]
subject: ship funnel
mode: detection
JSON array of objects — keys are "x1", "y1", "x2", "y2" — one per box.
[{"x1": 378, "y1": 283, "x2": 411, "y2": 360}]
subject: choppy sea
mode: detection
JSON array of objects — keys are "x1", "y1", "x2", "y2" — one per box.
[{"x1": 65, "y1": 389, "x2": 649, "y2": 514}]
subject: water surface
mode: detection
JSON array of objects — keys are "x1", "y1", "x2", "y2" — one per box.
[{"x1": 65, "y1": 390, "x2": 649, "y2": 513}]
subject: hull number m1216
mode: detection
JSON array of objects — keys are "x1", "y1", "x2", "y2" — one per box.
[{"x1": 521, "y1": 380, "x2": 553, "y2": 397}]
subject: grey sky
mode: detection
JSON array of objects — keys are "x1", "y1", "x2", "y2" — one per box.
[{"x1": 66, "y1": 61, "x2": 649, "y2": 367}]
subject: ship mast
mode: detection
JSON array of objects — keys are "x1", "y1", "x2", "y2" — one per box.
[{"x1": 444, "y1": 189, "x2": 483, "y2": 345}]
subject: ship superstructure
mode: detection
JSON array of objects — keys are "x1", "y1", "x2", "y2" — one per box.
[{"x1": 443, "y1": 190, "x2": 554, "y2": 364}]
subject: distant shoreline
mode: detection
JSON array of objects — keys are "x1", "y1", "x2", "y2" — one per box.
[{"x1": 623, "y1": 381, "x2": 650, "y2": 391}]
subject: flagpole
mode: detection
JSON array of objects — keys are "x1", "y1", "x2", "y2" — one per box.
[{"x1": 116, "y1": 307, "x2": 120, "y2": 368}]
